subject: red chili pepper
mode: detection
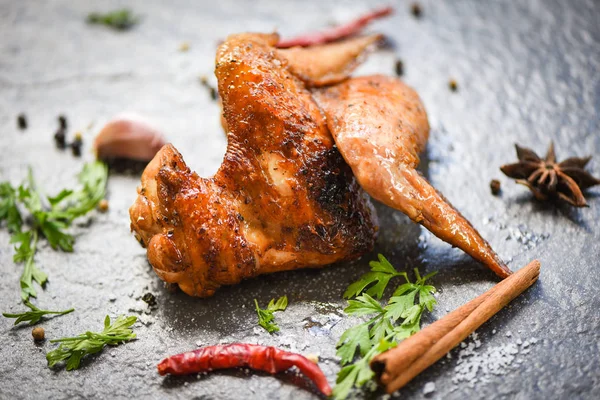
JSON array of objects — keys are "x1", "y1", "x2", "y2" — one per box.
[
  {"x1": 157, "y1": 343, "x2": 332, "y2": 396},
  {"x1": 276, "y1": 6, "x2": 393, "y2": 48}
]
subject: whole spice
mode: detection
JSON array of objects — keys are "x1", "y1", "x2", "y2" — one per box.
[
  {"x1": 370, "y1": 260, "x2": 540, "y2": 393},
  {"x1": 71, "y1": 132, "x2": 83, "y2": 157},
  {"x1": 94, "y1": 115, "x2": 166, "y2": 162},
  {"x1": 97, "y1": 198, "x2": 109, "y2": 212},
  {"x1": 179, "y1": 42, "x2": 190, "y2": 52},
  {"x1": 500, "y1": 142, "x2": 600, "y2": 207},
  {"x1": 58, "y1": 115, "x2": 67, "y2": 130},
  {"x1": 277, "y1": 6, "x2": 393, "y2": 48},
  {"x1": 157, "y1": 343, "x2": 332, "y2": 396},
  {"x1": 410, "y1": 3, "x2": 423, "y2": 18},
  {"x1": 54, "y1": 129, "x2": 67, "y2": 149},
  {"x1": 32, "y1": 326, "x2": 45, "y2": 341},
  {"x1": 394, "y1": 59, "x2": 404, "y2": 76},
  {"x1": 490, "y1": 179, "x2": 501, "y2": 195},
  {"x1": 448, "y1": 79, "x2": 458, "y2": 91},
  {"x1": 17, "y1": 114, "x2": 28, "y2": 130}
]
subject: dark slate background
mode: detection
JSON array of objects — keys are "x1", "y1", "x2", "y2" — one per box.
[{"x1": 1, "y1": 0, "x2": 599, "y2": 399}]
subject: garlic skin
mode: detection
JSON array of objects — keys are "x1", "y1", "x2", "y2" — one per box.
[{"x1": 94, "y1": 114, "x2": 166, "y2": 161}]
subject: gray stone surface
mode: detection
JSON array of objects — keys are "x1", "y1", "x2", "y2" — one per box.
[{"x1": 1, "y1": 0, "x2": 599, "y2": 399}]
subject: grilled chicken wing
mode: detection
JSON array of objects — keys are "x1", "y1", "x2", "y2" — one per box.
[
  {"x1": 129, "y1": 33, "x2": 378, "y2": 297},
  {"x1": 313, "y1": 76, "x2": 511, "y2": 278}
]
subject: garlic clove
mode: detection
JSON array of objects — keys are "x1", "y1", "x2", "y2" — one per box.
[{"x1": 94, "y1": 114, "x2": 167, "y2": 161}]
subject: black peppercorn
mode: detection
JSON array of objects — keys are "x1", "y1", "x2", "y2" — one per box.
[
  {"x1": 395, "y1": 59, "x2": 404, "y2": 77},
  {"x1": 490, "y1": 179, "x2": 501, "y2": 195},
  {"x1": 54, "y1": 129, "x2": 67, "y2": 149},
  {"x1": 411, "y1": 3, "x2": 422, "y2": 18},
  {"x1": 71, "y1": 132, "x2": 83, "y2": 157},
  {"x1": 209, "y1": 87, "x2": 218, "y2": 101},
  {"x1": 449, "y1": 79, "x2": 458, "y2": 92},
  {"x1": 58, "y1": 114, "x2": 68, "y2": 130},
  {"x1": 17, "y1": 114, "x2": 27, "y2": 130}
]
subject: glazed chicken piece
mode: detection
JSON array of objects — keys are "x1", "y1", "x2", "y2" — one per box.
[
  {"x1": 313, "y1": 76, "x2": 512, "y2": 278},
  {"x1": 130, "y1": 33, "x2": 378, "y2": 297}
]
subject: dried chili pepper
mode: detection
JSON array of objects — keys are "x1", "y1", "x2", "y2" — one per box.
[
  {"x1": 277, "y1": 6, "x2": 393, "y2": 48},
  {"x1": 158, "y1": 343, "x2": 332, "y2": 396}
]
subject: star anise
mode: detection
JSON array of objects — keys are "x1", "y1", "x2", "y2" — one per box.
[{"x1": 500, "y1": 142, "x2": 600, "y2": 207}]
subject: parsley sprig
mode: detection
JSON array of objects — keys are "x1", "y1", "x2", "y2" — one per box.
[
  {"x1": 87, "y1": 9, "x2": 139, "y2": 31},
  {"x1": 47, "y1": 315, "x2": 137, "y2": 371},
  {"x1": 333, "y1": 255, "x2": 437, "y2": 399},
  {"x1": 2, "y1": 300, "x2": 74, "y2": 325},
  {"x1": 254, "y1": 296, "x2": 288, "y2": 334},
  {"x1": 0, "y1": 161, "x2": 107, "y2": 304}
]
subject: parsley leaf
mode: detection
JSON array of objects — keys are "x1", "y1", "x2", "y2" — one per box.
[
  {"x1": 27, "y1": 161, "x2": 108, "y2": 251},
  {"x1": 10, "y1": 230, "x2": 48, "y2": 301},
  {"x1": 87, "y1": 9, "x2": 139, "y2": 31},
  {"x1": 47, "y1": 161, "x2": 108, "y2": 223},
  {"x1": 2, "y1": 300, "x2": 74, "y2": 325},
  {"x1": 336, "y1": 322, "x2": 371, "y2": 364},
  {"x1": 1, "y1": 162, "x2": 107, "y2": 305},
  {"x1": 344, "y1": 254, "x2": 407, "y2": 299},
  {"x1": 345, "y1": 293, "x2": 384, "y2": 316},
  {"x1": 333, "y1": 257, "x2": 437, "y2": 399},
  {"x1": 0, "y1": 182, "x2": 23, "y2": 232},
  {"x1": 254, "y1": 296, "x2": 288, "y2": 333},
  {"x1": 47, "y1": 315, "x2": 137, "y2": 371}
]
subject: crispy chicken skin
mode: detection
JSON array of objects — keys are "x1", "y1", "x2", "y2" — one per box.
[
  {"x1": 130, "y1": 33, "x2": 378, "y2": 297},
  {"x1": 278, "y1": 34, "x2": 382, "y2": 87},
  {"x1": 313, "y1": 76, "x2": 511, "y2": 278}
]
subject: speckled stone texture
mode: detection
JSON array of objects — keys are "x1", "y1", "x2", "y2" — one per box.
[{"x1": 1, "y1": 0, "x2": 599, "y2": 399}]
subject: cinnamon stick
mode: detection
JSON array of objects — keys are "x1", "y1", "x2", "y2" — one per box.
[{"x1": 371, "y1": 259, "x2": 540, "y2": 394}]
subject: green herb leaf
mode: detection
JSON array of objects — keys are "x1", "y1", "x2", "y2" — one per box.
[
  {"x1": 344, "y1": 254, "x2": 406, "y2": 299},
  {"x1": 48, "y1": 161, "x2": 108, "y2": 223},
  {"x1": 254, "y1": 296, "x2": 288, "y2": 334},
  {"x1": 384, "y1": 291, "x2": 417, "y2": 321},
  {"x1": 11, "y1": 230, "x2": 48, "y2": 301},
  {"x1": 333, "y1": 256, "x2": 438, "y2": 399},
  {"x1": 2, "y1": 301, "x2": 74, "y2": 325},
  {"x1": 46, "y1": 315, "x2": 137, "y2": 370},
  {"x1": 336, "y1": 322, "x2": 371, "y2": 364},
  {"x1": 1, "y1": 162, "x2": 107, "y2": 303},
  {"x1": 0, "y1": 182, "x2": 23, "y2": 232},
  {"x1": 20, "y1": 161, "x2": 107, "y2": 252},
  {"x1": 87, "y1": 9, "x2": 139, "y2": 31}
]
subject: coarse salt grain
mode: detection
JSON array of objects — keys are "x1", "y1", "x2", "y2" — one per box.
[{"x1": 423, "y1": 381, "x2": 436, "y2": 395}]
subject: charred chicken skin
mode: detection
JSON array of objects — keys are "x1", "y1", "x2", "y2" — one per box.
[{"x1": 130, "y1": 33, "x2": 378, "y2": 297}]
